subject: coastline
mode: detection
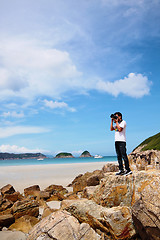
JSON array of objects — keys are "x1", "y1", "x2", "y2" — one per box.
[{"x1": 0, "y1": 161, "x2": 113, "y2": 193}]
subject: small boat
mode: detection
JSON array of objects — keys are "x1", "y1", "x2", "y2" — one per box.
[
  {"x1": 94, "y1": 155, "x2": 103, "y2": 159},
  {"x1": 37, "y1": 158, "x2": 44, "y2": 161}
]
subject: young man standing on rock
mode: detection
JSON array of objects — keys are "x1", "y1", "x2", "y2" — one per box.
[{"x1": 110, "y1": 112, "x2": 132, "y2": 176}]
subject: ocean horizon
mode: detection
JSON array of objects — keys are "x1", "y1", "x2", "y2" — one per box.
[{"x1": 0, "y1": 156, "x2": 117, "y2": 167}]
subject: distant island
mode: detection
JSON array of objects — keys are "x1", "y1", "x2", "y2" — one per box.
[
  {"x1": 54, "y1": 152, "x2": 74, "y2": 158},
  {"x1": 0, "y1": 152, "x2": 46, "y2": 160},
  {"x1": 0, "y1": 150, "x2": 94, "y2": 160},
  {"x1": 80, "y1": 150, "x2": 93, "y2": 158}
]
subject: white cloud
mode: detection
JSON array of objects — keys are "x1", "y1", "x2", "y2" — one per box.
[
  {"x1": 0, "y1": 37, "x2": 151, "y2": 105},
  {"x1": 0, "y1": 144, "x2": 48, "y2": 154},
  {"x1": 96, "y1": 73, "x2": 151, "y2": 98},
  {"x1": 0, "y1": 126, "x2": 49, "y2": 138},
  {"x1": 0, "y1": 37, "x2": 82, "y2": 101},
  {"x1": 1, "y1": 111, "x2": 24, "y2": 118},
  {"x1": 43, "y1": 100, "x2": 76, "y2": 112}
]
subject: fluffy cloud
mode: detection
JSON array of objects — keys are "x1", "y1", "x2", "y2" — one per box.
[
  {"x1": 0, "y1": 126, "x2": 49, "y2": 138},
  {"x1": 0, "y1": 37, "x2": 82, "y2": 101},
  {"x1": 0, "y1": 144, "x2": 48, "y2": 154},
  {"x1": 43, "y1": 100, "x2": 76, "y2": 112},
  {"x1": 0, "y1": 37, "x2": 151, "y2": 105},
  {"x1": 1, "y1": 111, "x2": 24, "y2": 118},
  {"x1": 96, "y1": 73, "x2": 151, "y2": 98}
]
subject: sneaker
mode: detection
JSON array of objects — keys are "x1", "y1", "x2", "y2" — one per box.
[
  {"x1": 124, "y1": 170, "x2": 132, "y2": 176},
  {"x1": 115, "y1": 170, "x2": 125, "y2": 176}
]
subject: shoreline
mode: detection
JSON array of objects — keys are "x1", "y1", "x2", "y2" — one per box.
[{"x1": 0, "y1": 161, "x2": 115, "y2": 193}]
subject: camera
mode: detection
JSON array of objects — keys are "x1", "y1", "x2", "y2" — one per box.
[{"x1": 110, "y1": 114, "x2": 118, "y2": 120}]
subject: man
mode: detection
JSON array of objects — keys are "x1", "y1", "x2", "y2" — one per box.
[{"x1": 110, "y1": 112, "x2": 132, "y2": 176}]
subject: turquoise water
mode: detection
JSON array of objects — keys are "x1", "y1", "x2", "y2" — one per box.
[{"x1": 0, "y1": 156, "x2": 117, "y2": 167}]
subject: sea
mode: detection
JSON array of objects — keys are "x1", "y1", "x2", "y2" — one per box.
[{"x1": 0, "y1": 156, "x2": 117, "y2": 167}]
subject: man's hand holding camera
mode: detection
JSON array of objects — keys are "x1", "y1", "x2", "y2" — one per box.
[{"x1": 110, "y1": 113, "x2": 122, "y2": 132}]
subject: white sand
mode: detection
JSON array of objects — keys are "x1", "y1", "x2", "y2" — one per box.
[{"x1": 0, "y1": 162, "x2": 110, "y2": 193}]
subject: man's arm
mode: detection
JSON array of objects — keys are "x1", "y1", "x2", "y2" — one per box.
[
  {"x1": 110, "y1": 119, "x2": 115, "y2": 131},
  {"x1": 115, "y1": 120, "x2": 123, "y2": 132}
]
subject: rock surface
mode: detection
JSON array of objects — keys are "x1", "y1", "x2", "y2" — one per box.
[
  {"x1": 0, "y1": 184, "x2": 15, "y2": 196},
  {"x1": 24, "y1": 185, "x2": 40, "y2": 197},
  {"x1": 0, "y1": 230, "x2": 27, "y2": 240},
  {"x1": 102, "y1": 163, "x2": 119, "y2": 173},
  {"x1": 12, "y1": 199, "x2": 39, "y2": 219},
  {"x1": 90, "y1": 170, "x2": 160, "y2": 208},
  {"x1": 69, "y1": 170, "x2": 104, "y2": 193},
  {"x1": 132, "y1": 177, "x2": 160, "y2": 240},
  {"x1": 128, "y1": 149, "x2": 160, "y2": 171},
  {"x1": 27, "y1": 210, "x2": 101, "y2": 240},
  {"x1": 9, "y1": 215, "x2": 39, "y2": 233},
  {"x1": 62, "y1": 199, "x2": 136, "y2": 239}
]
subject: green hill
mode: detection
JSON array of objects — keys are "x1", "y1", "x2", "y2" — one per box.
[
  {"x1": 134, "y1": 132, "x2": 160, "y2": 151},
  {"x1": 80, "y1": 150, "x2": 92, "y2": 157},
  {"x1": 55, "y1": 152, "x2": 74, "y2": 158}
]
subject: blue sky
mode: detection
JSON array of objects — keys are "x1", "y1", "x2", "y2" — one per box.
[{"x1": 0, "y1": 0, "x2": 159, "y2": 156}]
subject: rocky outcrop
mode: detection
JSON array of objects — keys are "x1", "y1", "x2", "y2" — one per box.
[
  {"x1": 24, "y1": 185, "x2": 40, "y2": 198},
  {"x1": 80, "y1": 150, "x2": 93, "y2": 157},
  {"x1": 89, "y1": 170, "x2": 160, "y2": 208},
  {"x1": 27, "y1": 210, "x2": 102, "y2": 240},
  {"x1": 102, "y1": 163, "x2": 119, "y2": 172},
  {"x1": 44, "y1": 184, "x2": 68, "y2": 195},
  {"x1": 1, "y1": 184, "x2": 15, "y2": 196},
  {"x1": 0, "y1": 162, "x2": 159, "y2": 239},
  {"x1": 128, "y1": 149, "x2": 160, "y2": 171},
  {"x1": 132, "y1": 177, "x2": 160, "y2": 240},
  {"x1": 62, "y1": 199, "x2": 136, "y2": 239},
  {"x1": 12, "y1": 199, "x2": 39, "y2": 219},
  {"x1": 3, "y1": 191, "x2": 23, "y2": 203},
  {"x1": 68, "y1": 170, "x2": 104, "y2": 193},
  {"x1": 0, "y1": 183, "x2": 71, "y2": 231}
]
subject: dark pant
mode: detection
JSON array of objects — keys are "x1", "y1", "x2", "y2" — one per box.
[{"x1": 115, "y1": 141, "x2": 130, "y2": 171}]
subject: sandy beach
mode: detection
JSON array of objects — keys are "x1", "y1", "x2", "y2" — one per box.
[{"x1": 0, "y1": 162, "x2": 109, "y2": 193}]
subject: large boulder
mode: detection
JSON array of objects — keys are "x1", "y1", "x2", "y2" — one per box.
[
  {"x1": 24, "y1": 185, "x2": 40, "y2": 198},
  {"x1": 132, "y1": 177, "x2": 160, "y2": 240},
  {"x1": 27, "y1": 210, "x2": 102, "y2": 240},
  {"x1": 62, "y1": 199, "x2": 136, "y2": 240},
  {"x1": 3, "y1": 191, "x2": 24, "y2": 203},
  {"x1": 90, "y1": 170, "x2": 160, "y2": 208},
  {"x1": 12, "y1": 199, "x2": 39, "y2": 219},
  {"x1": 69, "y1": 170, "x2": 104, "y2": 193},
  {"x1": 0, "y1": 184, "x2": 15, "y2": 196},
  {"x1": 44, "y1": 184, "x2": 68, "y2": 195}
]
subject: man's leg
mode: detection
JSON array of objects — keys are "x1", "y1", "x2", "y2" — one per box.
[
  {"x1": 115, "y1": 142, "x2": 124, "y2": 171},
  {"x1": 119, "y1": 142, "x2": 130, "y2": 171}
]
